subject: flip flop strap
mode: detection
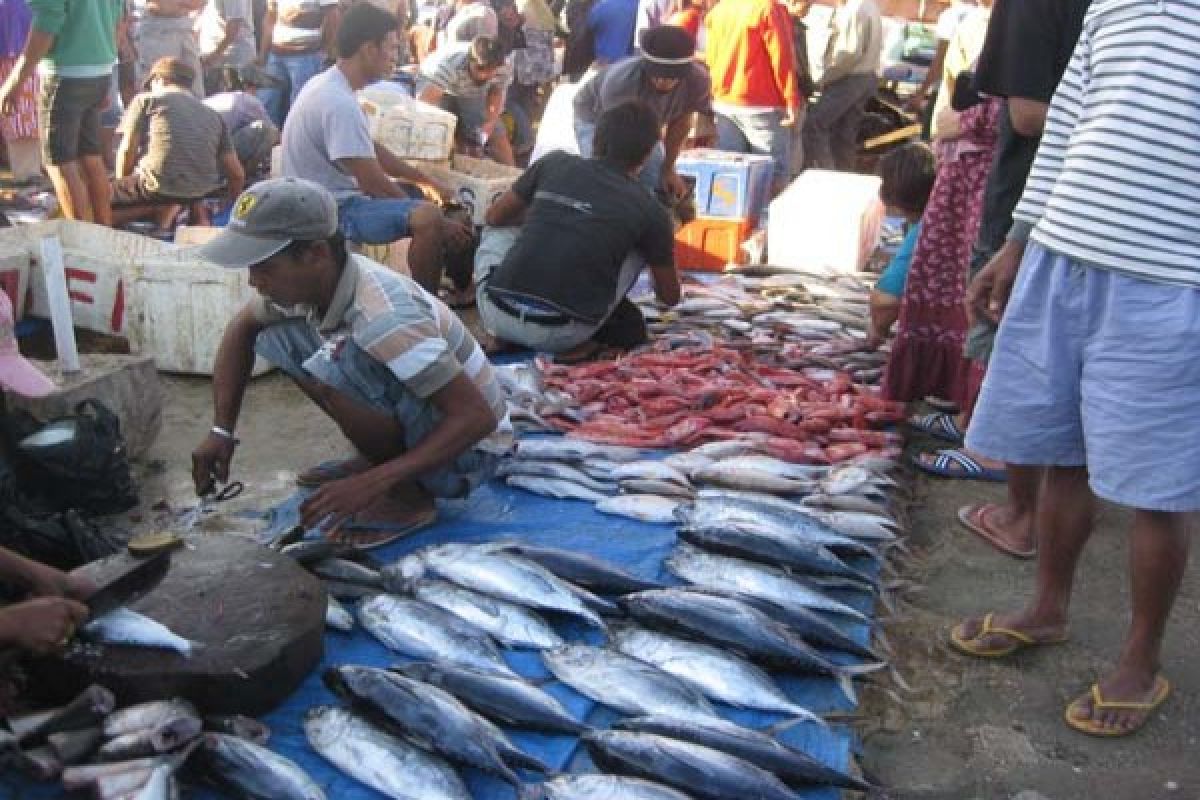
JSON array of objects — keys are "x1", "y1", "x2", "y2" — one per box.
[
  {"x1": 935, "y1": 449, "x2": 981, "y2": 475},
  {"x1": 979, "y1": 612, "x2": 1035, "y2": 644},
  {"x1": 1090, "y1": 679, "x2": 1169, "y2": 711}
]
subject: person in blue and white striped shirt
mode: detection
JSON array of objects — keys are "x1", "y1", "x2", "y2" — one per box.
[{"x1": 949, "y1": 0, "x2": 1200, "y2": 738}]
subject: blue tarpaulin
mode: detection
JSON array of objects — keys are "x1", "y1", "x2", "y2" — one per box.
[{"x1": 4, "y1": 474, "x2": 874, "y2": 800}]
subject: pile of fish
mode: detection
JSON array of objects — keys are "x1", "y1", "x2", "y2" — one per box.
[
  {"x1": 0, "y1": 684, "x2": 320, "y2": 799},
  {"x1": 284, "y1": 528, "x2": 889, "y2": 797}
]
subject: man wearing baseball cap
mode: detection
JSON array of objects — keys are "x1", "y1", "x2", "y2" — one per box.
[
  {"x1": 191, "y1": 178, "x2": 510, "y2": 549},
  {"x1": 573, "y1": 26, "x2": 714, "y2": 199}
]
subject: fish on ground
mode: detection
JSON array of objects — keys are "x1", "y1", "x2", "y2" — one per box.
[
  {"x1": 594, "y1": 495, "x2": 681, "y2": 524},
  {"x1": 414, "y1": 580, "x2": 564, "y2": 650},
  {"x1": 195, "y1": 732, "x2": 325, "y2": 800},
  {"x1": 393, "y1": 662, "x2": 588, "y2": 735},
  {"x1": 325, "y1": 596, "x2": 355, "y2": 632},
  {"x1": 304, "y1": 707, "x2": 469, "y2": 800},
  {"x1": 520, "y1": 774, "x2": 694, "y2": 800},
  {"x1": 506, "y1": 475, "x2": 610, "y2": 503},
  {"x1": 357, "y1": 594, "x2": 517, "y2": 678},
  {"x1": 542, "y1": 645, "x2": 717, "y2": 720}
]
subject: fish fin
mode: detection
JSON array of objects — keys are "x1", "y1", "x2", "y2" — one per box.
[{"x1": 835, "y1": 673, "x2": 858, "y2": 706}]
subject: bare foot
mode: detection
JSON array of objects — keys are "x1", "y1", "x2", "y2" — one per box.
[
  {"x1": 952, "y1": 608, "x2": 1068, "y2": 653},
  {"x1": 959, "y1": 502, "x2": 1037, "y2": 557},
  {"x1": 1066, "y1": 671, "x2": 1170, "y2": 735}
]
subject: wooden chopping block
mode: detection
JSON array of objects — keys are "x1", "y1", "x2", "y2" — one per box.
[{"x1": 30, "y1": 535, "x2": 325, "y2": 715}]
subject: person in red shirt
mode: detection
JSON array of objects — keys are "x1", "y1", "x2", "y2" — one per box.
[{"x1": 703, "y1": 0, "x2": 800, "y2": 194}]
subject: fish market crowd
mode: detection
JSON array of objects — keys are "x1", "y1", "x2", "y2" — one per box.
[{"x1": 2, "y1": 0, "x2": 1200, "y2": 795}]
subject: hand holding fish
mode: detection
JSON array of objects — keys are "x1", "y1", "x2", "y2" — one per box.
[{"x1": 0, "y1": 596, "x2": 88, "y2": 655}]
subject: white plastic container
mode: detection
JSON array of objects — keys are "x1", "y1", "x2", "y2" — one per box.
[
  {"x1": 127, "y1": 255, "x2": 270, "y2": 375},
  {"x1": 766, "y1": 170, "x2": 884, "y2": 274},
  {"x1": 0, "y1": 249, "x2": 31, "y2": 318},
  {"x1": 359, "y1": 85, "x2": 457, "y2": 162},
  {"x1": 416, "y1": 154, "x2": 523, "y2": 226}
]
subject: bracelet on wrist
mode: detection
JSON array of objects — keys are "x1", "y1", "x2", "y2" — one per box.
[{"x1": 211, "y1": 425, "x2": 240, "y2": 445}]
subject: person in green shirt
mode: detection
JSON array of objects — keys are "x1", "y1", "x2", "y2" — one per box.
[{"x1": 0, "y1": 0, "x2": 124, "y2": 226}]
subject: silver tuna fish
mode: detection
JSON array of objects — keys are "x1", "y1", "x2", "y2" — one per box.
[
  {"x1": 414, "y1": 580, "x2": 563, "y2": 649},
  {"x1": 358, "y1": 595, "x2": 517, "y2": 677},
  {"x1": 82, "y1": 609, "x2": 195, "y2": 656},
  {"x1": 521, "y1": 774, "x2": 694, "y2": 800},
  {"x1": 197, "y1": 733, "x2": 325, "y2": 800},
  {"x1": 612, "y1": 626, "x2": 822, "y2": 723},
  {"x1": 304, "y1": 707, "x2": 469, "y2": 800},
  {"x1": 542, "y1": 645, "x2": 716, "y2": 720},
  {"x1": 594, "y1": 495, "x2": 681, "y2": 524}
]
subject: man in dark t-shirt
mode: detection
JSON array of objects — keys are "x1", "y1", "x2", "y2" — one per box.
[
  {"x1": 474, "y1": 102, "x2": 680, "y2": 363},
  {"x1": 912, "y1": 0, "x2": 1091, "y2": 559}
]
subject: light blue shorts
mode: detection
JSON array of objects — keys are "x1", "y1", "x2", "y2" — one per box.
[
  {"x1": 255, "y1": 321, "x2": 498, "y2": 498},
  {"x1": 965, "y1": 241, "x2": 1200, "y2": 512}
]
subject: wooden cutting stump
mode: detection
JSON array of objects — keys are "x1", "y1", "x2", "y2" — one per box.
[{"x1": 32, "y1": 535, "x2": 325, "y2": 715}]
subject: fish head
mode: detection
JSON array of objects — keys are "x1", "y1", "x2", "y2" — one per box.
[{"x1": 381, "y1": 554, "x2": 427, "y2": 592}]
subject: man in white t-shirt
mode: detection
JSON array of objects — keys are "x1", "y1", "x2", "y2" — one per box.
[
  {"x1": 258, "y1": 0, "x2": 340, "y2": 125},
  {"x1": 132, "y1": 0, "x2": 207, "y2": 97},
  {"x1": 903, "y1": 0, "x2": 979, "y2": 115},
  {"x1": 281, "y1": 2, "x2": 471, "y2": 290},
  {"x1": 198, "y1": 0, "x2": 257, "y2": 91}
]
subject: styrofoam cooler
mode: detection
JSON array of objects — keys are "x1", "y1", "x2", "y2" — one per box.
[
  {"x1": 675, "y1": 148, "x2": 774, "y2": 220},
  {"x1": 359, "y1": 85, "x2": 457, "y2": 162},
  {"x1": 414, "y1": 154, "x2": 523, "y2": 226},
  {"x1": 767, "y1": 170, "x2": 884, "y2": 274},
  {"x1": 127, "y1": 255, "x2": 270, "y2": 375}
]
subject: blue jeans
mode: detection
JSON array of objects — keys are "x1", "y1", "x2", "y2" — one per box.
[
  {"x1": 337, "y1": 195, "x2": 423, "y2": 245},
  {"x1": 574, "y1": 119, "x2": 665, "y2": 196},
  {"x1": 715, "y1": 107, "x2": 791, "y2": 185},
  {"x1": 259, "y1": 51, "x2": 325, "y2": 127},
  {"x1": 255, "y1": 321, "x2": 498, "y2": 498}
]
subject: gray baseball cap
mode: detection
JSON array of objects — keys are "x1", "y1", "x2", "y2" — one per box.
[{"x1": 197, "y1": 178, "x2": 339, "y2": 269}]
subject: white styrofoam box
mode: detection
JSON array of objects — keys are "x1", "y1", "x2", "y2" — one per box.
[
  {"x1": 359, "y1": 85, "x2": 457, "y2": 162},
  {"x1": 415, "y1": 154, "x2": 523, "y2": 226},
  {"x1": 269, "y1": 144, "x2": 281, "y2": 178},
  {"x1": 767, "y1": 170, "x2": 884, "y2": 274},
  {"x1": 529, "y1": 80, "x2": 583, "y2": 165},
  {"x1": 126, "y1": 255, "x2": 271, "y2": 376},
  {"x1": 7, "y1": 220, "x2": 175, "y2": 335}
]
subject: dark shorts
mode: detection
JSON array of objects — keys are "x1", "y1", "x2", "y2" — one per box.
[
  {"x1": 38, "y1": 74, "x2": 111, "y2": 165},
  {"x1": 109, "y1": 173, "x2": 191, "y2": 207}
]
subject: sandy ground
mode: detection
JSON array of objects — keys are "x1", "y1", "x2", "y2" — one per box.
[{"x1": 130, "y1": 373, "x2": 1200, "y2": 800}]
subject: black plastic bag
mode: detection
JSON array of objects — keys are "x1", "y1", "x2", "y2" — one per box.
[
  {"x1": 0, "y1": 507, "x2": 122, "y2": 575},
  {"x1": 6, "y1": 399, "x2": 138, "y2": 514}
]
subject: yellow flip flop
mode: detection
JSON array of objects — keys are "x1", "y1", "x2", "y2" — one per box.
[
  {"x1": 949, "y1": 613, "x2": 1068, "y2": 658},
  {"x1": 1065, "y1": 676, "x2": 1171, "y2": 737}
]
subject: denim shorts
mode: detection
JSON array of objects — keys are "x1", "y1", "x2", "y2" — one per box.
[
  {"x1": 965, "y1": 241, "x2": 1200, "y2": 512},
  {"x1": 255, "y1": 321, "x2": 498, "y2": 498},
  {"x1": 337, "y1": 195, "x2": 424, "y2": 245},
  {"x1": 38, "y1": 74, "x2": 110, "y2": 164}
]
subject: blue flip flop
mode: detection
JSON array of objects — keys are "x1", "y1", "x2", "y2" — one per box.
[
  {"x1": 909, "y1": 412, "x2": 966, "y2": 444},
  {"x1": 913, "y1": 449, "x2": 1007, "y2": 482}
]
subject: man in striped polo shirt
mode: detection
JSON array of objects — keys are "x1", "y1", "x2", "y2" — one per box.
[
  {"x1": 949, "y1": 0, "x2": 1200, "y2": 736},
  {"x1": 191, "y1": 178, "x2": 510, "y2": 549}
]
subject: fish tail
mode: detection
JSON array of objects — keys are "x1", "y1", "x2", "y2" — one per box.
[{"x1": 835, "y1": 673, "x2": 858, "y2": 706}]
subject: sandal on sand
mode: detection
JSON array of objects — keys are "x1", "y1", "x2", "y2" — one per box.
[
  {"x1": 326, "y1": 507, "x2": 438, "y2": 551},
  {"x1": 1065, "y1": 676, "x2": 1171, "y2": 737},
  {"x1": 957, "y1": 504, "x2": 1036, "y2": 559},
  {"x1": 296, "y1": 457, "x2": 371, "y2": 488},
  {"x1": 913, "y1": 449, "x2": 1007, "y2": 482},
  {"x1": 909, "y1": 412, "x2": 965, "y2": 444},
  {"x1": 949, "y1": 612, "x2": 1068, "y2": 658}
]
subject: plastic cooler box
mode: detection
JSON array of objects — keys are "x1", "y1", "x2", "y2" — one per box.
[
  {"x1": 767, "y1": 169, "x2": 884, "y2": 274},
  {"x1": 674, "y1": 148, "x2": 774, "y2": 220},
  {"x1": 674, "y1": 217, "x2": 754, "y2": 272},
  {"x1": 358, "y1": 85, "x2": 457, "y2": 162},
  {"x1": 411, "y1": 154, "x2": 524, "y2": 226}
]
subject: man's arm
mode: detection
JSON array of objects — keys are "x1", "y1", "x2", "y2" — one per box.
[
  {"x1": 416, "y1": 82, "x2": 446, "y2": 106},
  {"x1": 258, "y1": 0, "x2": 276, "y2": 62},
  {"x1": 0, "y1": 27, "x2": 54, "y2": 115},
  {"x1": 299, "y1": 372, "x2": 499, "y2": 530},
  {"x1": 340, "y1": 143, "x2": 446, "y2": 201},
  {"x1": 191, "y1": 304, "x2": 264, "y2": 494},
  {"x1": 648, "y1": 263, "x2": 680, "y2": 307},
  {"x1": 205, "y1": 17, "x2": 248, "y2": 65},
  {"x1": 659, "y1": 112, "x2": 693, "y2": 196},
  {"x1": 114, "y1": 98, "x2": 148, "y2": 179},
  {"x1": 484, "y1": 188, "x2": 528, "y2": 226},
  {"x1": 763, "y1": 1, "x2": 801, "y2": 124},
  {"x1": 219, "y1": 149, "x2": 246, "y2": 204},
  {"x1": 1008, "y1": 97, "x2": 1049, "y2": 138}
]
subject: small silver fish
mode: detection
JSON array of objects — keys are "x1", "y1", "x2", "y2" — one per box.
[
  {"x1": 515, "y1": 439, "x2": 642, "y2": 463},
  {"x1": 82, "y1": 609, "x2": 195, "y2": 656},
  {"x1": 326, "y1": 596, "x2": 354, "y2": 632},
  {"x1": 595, "y1": 495, "x2": 681, "y2": 524},
  {"x1": 506, "y1": 475, "x2": 609, "y2": 503}
]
